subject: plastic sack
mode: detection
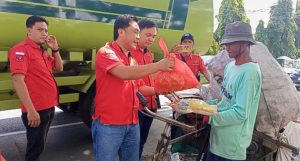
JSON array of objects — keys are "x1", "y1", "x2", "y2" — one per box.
[
  {"x1": 155, "y1": 37, "x2": 198, "y2": 93},
  {"x1": 199, "y1": 50, "x2": 232, "y2": 101},
  {"x1": 199, "y1": 78, "x2": 221, "y2": 101},
  {"x1": 275, "y1": 120, "x2": 300, "y2": 161},
  {"x1": 206, "y1": 50, "x2": 233, "y2": 77},
  {"x1": 250, "y1": 43, "x2": 300, "y2": 138}
]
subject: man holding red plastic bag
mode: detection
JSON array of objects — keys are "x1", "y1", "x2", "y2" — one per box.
[
  {"x1": 154, "y1": 37, "x2": 199, "y2": 93},
  {"x1": 92, "y1": 14, "x2": 174, "y2": 161}
]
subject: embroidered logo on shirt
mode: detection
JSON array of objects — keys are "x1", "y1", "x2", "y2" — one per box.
[
  {"x1": 130, "y1": 58, "x2": 138, "y2": 66},
  {"x1": 103, "y1": 46, "x2": 120, "y2": 61},
  {"x1": 15, "y1": 52, "x2": 25, "y2": 62}
]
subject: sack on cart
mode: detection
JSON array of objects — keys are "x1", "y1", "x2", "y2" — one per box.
[
  {"x1": 275, "y1": 120, "x2": 300, "y2": 161},
  {"x1": 250, "y1": 43, "x2": 300, "y2": 138},
  {"x1": 199, "y1": 50, "x2": 232, "y2": 101}
]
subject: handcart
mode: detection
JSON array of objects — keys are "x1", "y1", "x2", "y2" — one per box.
[
  {"x1": 137, "y1": 92, "x2": 300, "y2": 161},
  {"x1": 247, "y1": 130, "x2": 299, "y2": 161},
  {"x1": 137, "y1": 92, "x2": 210, "y2": 161}
]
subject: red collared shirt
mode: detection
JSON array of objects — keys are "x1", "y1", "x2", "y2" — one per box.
[
  {"x1": 175, "y1": 52, "x2": 207, "y2": 77},
  {"x1": 131, "y1": 47, "x2": 157, "y2": 110},
  {"x1": 9, "y1": 38, "x2": 58, "y2": 112},
  {"x1": 93, "y1": 42, "x2": 144, "y2": 125}
]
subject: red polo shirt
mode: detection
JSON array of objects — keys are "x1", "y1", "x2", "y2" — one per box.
[
  {"x1": 9, "y1": 38, "x2": 58, "y2": 112},
  {"x1": 131, "y1": 48, "x2": 157, "y2": 110},
  {"x1": 175, "y1": 52, "x2": 207, "y2": 77},
  {"x1": 93, "y1": 42, "x2": 144, "y2": 125}
]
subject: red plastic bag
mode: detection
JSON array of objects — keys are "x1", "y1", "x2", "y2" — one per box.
[{"x1": 155, "y1": 37, "x2": 199, "y2": 93}]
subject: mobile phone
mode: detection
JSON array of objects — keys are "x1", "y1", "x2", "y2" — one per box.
[{"x1": 179, "y1": 45, "x2": 192, "y2": 52}]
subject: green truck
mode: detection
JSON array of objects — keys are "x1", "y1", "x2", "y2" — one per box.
[{"x1": 0, "y1": 0, "x2": 213, "y2": 126}]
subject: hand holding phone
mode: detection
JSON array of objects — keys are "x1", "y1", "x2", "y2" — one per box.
[{"x1": 179, "y1": 45, "x2": 192, "y2": 52}]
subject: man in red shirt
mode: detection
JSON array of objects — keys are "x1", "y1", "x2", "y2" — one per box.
[
  {"x1": 169, "y1": 33, "x2": 211, "y2": 155},
  {"x1": 0, "y1": 152, "x2": 6, "y2": 161},
  {"x1": 171, "y1": 33, "x2": 211, "y2": 83},
  {"x1": 9, "y1": 15, "x2": 63, "y2": 161},
  {"x1": 131, "y1": 19, "x2": 158, "y2": 159},
  {"x1": 92, "y1": 14, "x2": 174, "y2": 161}
]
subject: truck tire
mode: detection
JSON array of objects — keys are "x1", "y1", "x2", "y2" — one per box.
[{"x1": 79, "y1": 83, "x2": 95, "y2": 127}]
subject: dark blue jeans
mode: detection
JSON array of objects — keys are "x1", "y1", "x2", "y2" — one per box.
[
  {"x1": 138, "y1": 110, "x2": 153, "y2": 160},
  {"x1": 206, "y1": 150, "x2": 245, "y2": 161},
  {"x1": 21, "y1": 107, "x2": 55, "y2": 161}
]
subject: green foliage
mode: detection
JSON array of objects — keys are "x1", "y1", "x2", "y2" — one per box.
[
  {"x1": 294, "y1": 10, "x2": 300, "y2": 27},
  {"x1": 255, "y1": 20, "x2": 268, "y2": 45},
  {"x1": 214, "y1": 0, "x2": 249, "y2": 43},
  {"x1": 266, "y1": 0, "x2": 298, "y2": 59},
  {"x1": 205, "y1": 40, "x2": 222, "y2": 55},
  {"x1": 294, "y1": 9, "x2": 300, "y2": 56}
]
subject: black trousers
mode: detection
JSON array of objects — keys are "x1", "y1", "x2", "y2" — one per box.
[
  {"x1": 21, "y1": 107, "x2": 55, "y2": 161},
  {"x1": 138, "y1": 110, "x2": 154, "y2": 160}
]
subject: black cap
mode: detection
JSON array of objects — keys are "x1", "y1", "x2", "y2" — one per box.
[{"x1": 181, "y1": 33, "x2": 194, "y2": 43}]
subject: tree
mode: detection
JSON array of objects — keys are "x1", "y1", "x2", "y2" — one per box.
[
  {"x1": 205, "y1": 40, "x2": 222, "y2": 55},
  {"x1": 294, "y1": 5, "x2": 300, "y2": 56},
  {"x1": 255, "y1": 20, "x2": 268, "y2": 45},
  {"x1": 266, "y1": 0, "x2": 297, "y2": 59},
  {"x1": 214, "y1": 0, "x2": 249, "y2": 43}
]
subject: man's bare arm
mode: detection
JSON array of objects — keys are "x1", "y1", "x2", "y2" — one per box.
[
  {"x1": 52, "y1": 51, "x2": 63, "y2": 72},
  {"x1": 109, "y1": 58, "x2": 174, "y2": 80},
  {"x1": 139, "y1": 85, "x2": 155, "y2": 97},
  {"x1": 12, "y1": 74, "x2": 40, "y2": 127}
]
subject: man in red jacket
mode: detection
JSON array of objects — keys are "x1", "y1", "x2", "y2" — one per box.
[
  {"x1": 92, "y1": 14, "x2": 174, "y2": 161},
  {"x1": 131, "y1": 19, "x2": 158, "y2": 159}
]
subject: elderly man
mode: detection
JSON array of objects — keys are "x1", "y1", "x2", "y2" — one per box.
[{"x1": 207, "y1": 21, "x2": 262, "y2": 161}]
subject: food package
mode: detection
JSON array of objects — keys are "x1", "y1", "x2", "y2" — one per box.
[{"x1": 174, "y1": 99, "x2": 217, "y2": 115}]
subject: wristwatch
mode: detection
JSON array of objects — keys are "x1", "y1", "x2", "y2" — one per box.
[{"x1": 52, "y1": 48, "x2": 59, "y2": 53}]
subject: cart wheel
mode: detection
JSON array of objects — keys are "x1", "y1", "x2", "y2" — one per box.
[
  {"x1": 153, "y1": 153, "x2": 170, "y2": 161},
  {"x1": 247, "y1": 141, "x2": 259, "y2": 161},
  {"x1": 79, "y1": 83, "x2": 95, "y2": 128}
]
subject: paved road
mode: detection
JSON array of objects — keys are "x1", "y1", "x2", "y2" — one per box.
[{"x1": 0, "y1": 103, "x2": 172, "y2": 161}]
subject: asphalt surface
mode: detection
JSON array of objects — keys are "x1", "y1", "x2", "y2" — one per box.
[{"x1": 0, "y1": 99, "x2": 173, "y2": 161}]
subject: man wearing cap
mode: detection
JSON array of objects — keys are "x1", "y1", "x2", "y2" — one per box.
[
  {"x1": 206, "y1": 21, "x2": 262, "y2": 161},
  {"x1": 171, "y1": 33, "x2": 211, "y2": 83}
]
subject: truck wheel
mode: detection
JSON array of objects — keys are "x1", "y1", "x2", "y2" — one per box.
[{"x1": 79, "y1": 84, "x2": 95, "y2": 128}]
